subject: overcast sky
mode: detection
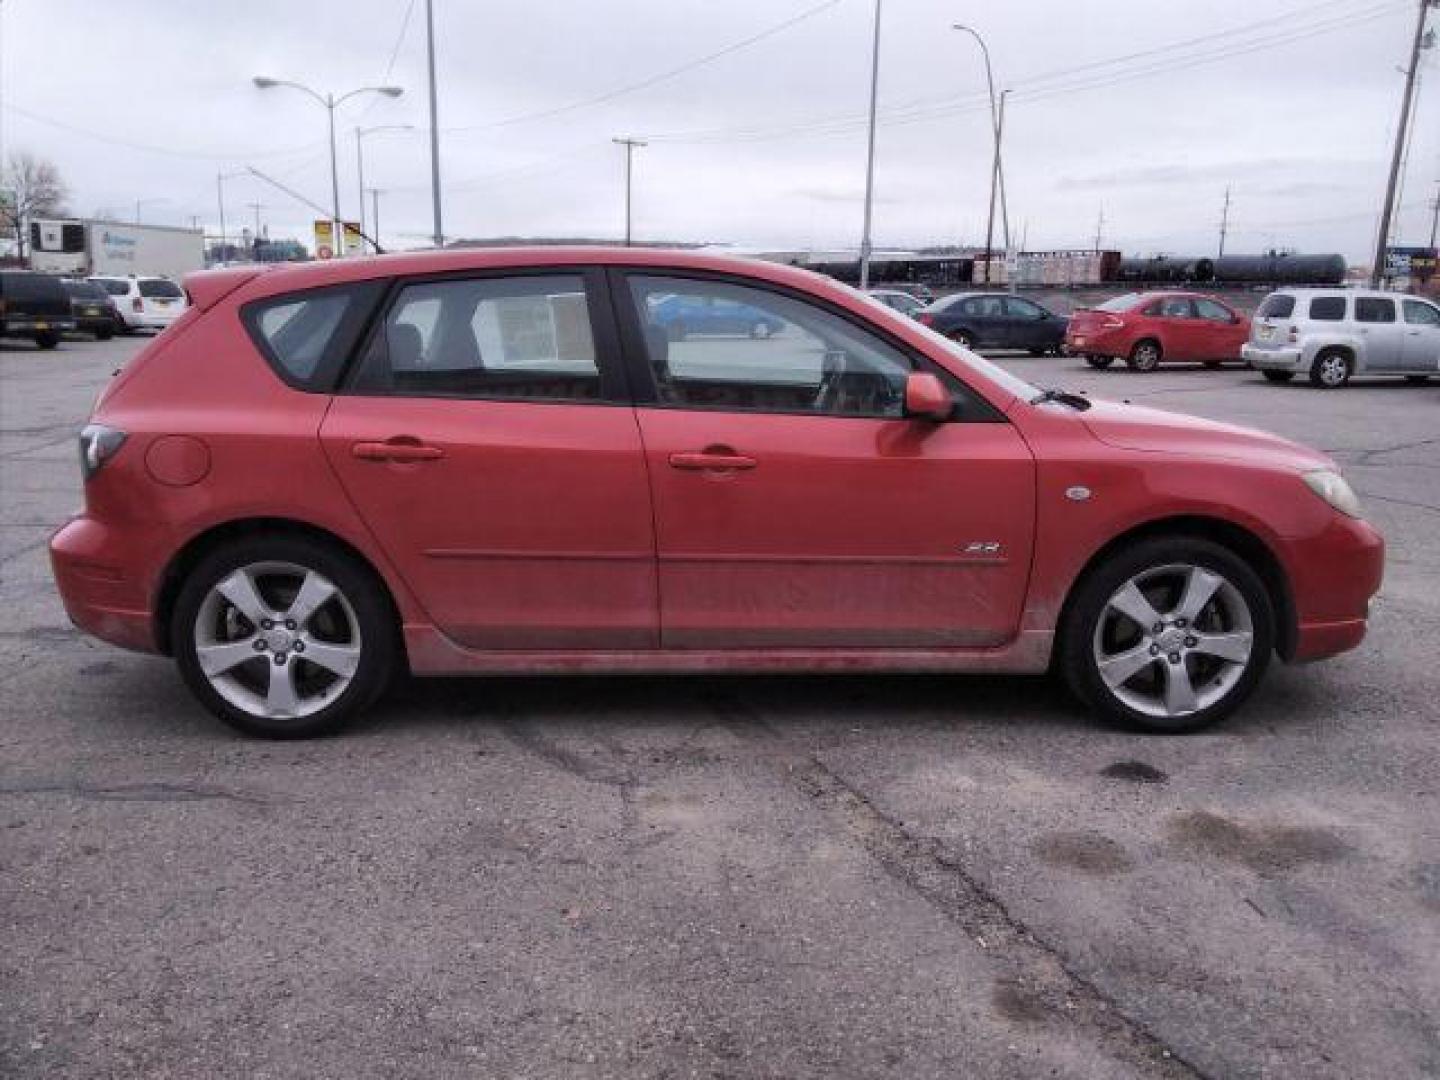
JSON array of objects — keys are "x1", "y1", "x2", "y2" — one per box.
[{"x1": 2, "y1": 0, "x2": 1436, "y2": 262}]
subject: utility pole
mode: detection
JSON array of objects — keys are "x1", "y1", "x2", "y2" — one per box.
[
  {"x1": 858, "y1": 0, "x2": 883, "y2": 289},
  {"x1": 1372, "y1": 0, "x2": 1436, "y2": 287},
  {"x1": 1429, "y1": 180, "x2": 1439, "y2": 248},
  {"x1": 369, "y1": 188, "x2": 383, "y2": 252},
  {"x1": 425, "y1": 0, "x2": 444, "y2": 248},
  {"x1": 1218, "y1": 185, "x2": 1231, "y2": 259},
  {"x1": 612, "y1": 138, "x2": 647, "y2": 245},
  {"x1": 247, "y1": 202, "x2": 264, "y2": 251},
  {"x1": 1093, "y1": 205, "x2": 1104, "y2": 251}
]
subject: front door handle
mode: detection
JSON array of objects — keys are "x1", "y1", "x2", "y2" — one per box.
[
  {"x1": 352, "y1": 439, "x2": 446, "y2": 463},
  {"x1": 669, "y1": 450, "x2": 757, "y2": 472}
]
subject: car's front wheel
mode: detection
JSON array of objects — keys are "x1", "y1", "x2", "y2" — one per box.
[
  {"x1": 34, "y1": 331, "x2": 60, "y2": 350},
  {"x1": 172, "y1": 536, "x2": 397, "y2": 738},
  {"x1": 1058, "y1": 536, "x2": 1274, "y2": 733},
  {"x1": 1309, "y1": 349, "x2": 1352, "y2": 388}
]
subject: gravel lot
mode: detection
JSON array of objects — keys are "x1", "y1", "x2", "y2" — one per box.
[{"x1": 3, "y1": 332, "x2": 1437, "y2": 1079}]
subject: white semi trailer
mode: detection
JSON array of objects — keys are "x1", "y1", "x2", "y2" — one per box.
[{"x1": 29, "y1": 219, "x2": 205, "y2": 279}]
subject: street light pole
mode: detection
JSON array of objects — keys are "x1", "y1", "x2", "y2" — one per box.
[
  {"x1": 1372, "y1": 0, "x2": 1435, "y2": 286},
  {"x1": 252, "y1": 76, "x2": 403, "y2": 258},
  {"x1": 612, "y1": 138, "x2": 647, "y2": 245},
  {"x1": 858, "y1": 0, "x2": 883, "y2": 289},
  {"x1": 368, "y1": 188, "x2": 383, "y2": 252},
  {"x1": 425, "y1": 0, "x2": 444, "y2": 248},
  {"x1": 953, "y1": 24, "x2": 1007, "y2": 286}
]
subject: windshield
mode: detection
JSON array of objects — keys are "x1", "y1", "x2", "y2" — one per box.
[
  {"x1": 1096, "y1": 293, "x2": 1144, "y2": 312},
  {"x1": 139, "y1": 279, "x2": 184, "y2": 298}
]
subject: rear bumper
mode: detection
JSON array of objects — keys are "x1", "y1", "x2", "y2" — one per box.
[
  {"x1": 1064, "y1": 331, "x2": 1126, "y2": 358},
  {"x1": 2, "y1": 318, "x2": 76, "y2": 336},
  {"x1": 49, "y1": 516, "x2": 161, "y2": 654},
  {"x1": 1243, "y1": 344, "x2": 1304, "y2": 370},
  {"x1": 1286, "y1": 515, "x2": 1384, "y2": 661}
]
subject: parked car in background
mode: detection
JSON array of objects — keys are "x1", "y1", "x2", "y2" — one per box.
[
  {"x1": 51, "y1": 247, "x2": 1382, "y2": 739},
  {"x1": 915, "y1": 292, "x2": 1068, "y2": 355},
  {"x1": 61, "y1": 279, "x2": 119, "y2": 340},
  {"x1": 865, "y1": 288, "x2": 926, "y2": 317},
  {"x1": 648, "y1": 291, "x2": 785, "y2": 340},
  {"x1": 0, "y1": 270, "x2": 75, "y2": 349},
  {"x1": 90, "y1": 275, "x2": 189, "y2": 333},
  {"x1": 1066, "y1": 291, "x2": 1250, "y2": 371},
  {"x1": 1242, "y1": 288, "x2": 1440, "y2": 388}
]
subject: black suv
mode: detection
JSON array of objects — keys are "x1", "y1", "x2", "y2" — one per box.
[
  {"x1": 1, "y1": 270, "x2": 75, "y2": 349},
  {"x1": 61, "y1": 279, "x2": 119, "y2": 340}
]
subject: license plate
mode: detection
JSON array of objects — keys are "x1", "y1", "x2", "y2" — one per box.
[
  {"x1": 34, "y1": 321, "x2": 48, "y2": 330},
  {"x1": 1259, "y1": 326, "x2": 1274, "y2": 341},
  {"x1": 155, "y1": 299, "x2": 174, "y2": 307},
  {"x1": 84, "y1": 306, "x2": 101, "y2": 315},
  {"x1": 1072, "y1": 336, "x2": 1086, "y2": 346}
]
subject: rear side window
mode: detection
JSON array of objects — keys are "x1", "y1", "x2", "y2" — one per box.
[
  {"x1": 1193, "y1": 298, "x2": 1233, "y2": 322},
  {"x1": 1256, "y1": 294, "x2": 1295, "y2": 319},
  {"x1": 242, "y1": 282, "x2": 385, "y2": 390},
  {"x1": 1355, "y1": 298, "x2": 1396, "y2": 323},
  {"x1": 1309, "y1": 296, "x2": 1346, "y2": 321},
  {"x1": 1, "y1": 272, "x2": 66, "y2": 302},
  {"x1": 138, "y1": 278, "x2": 183, "y2": 299},
  {"x1": 1096, "y1": 293, "x2": 1143, "y2": 313}
]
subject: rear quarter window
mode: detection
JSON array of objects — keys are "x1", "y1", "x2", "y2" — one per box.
[
  {"x1": 1308, "y1": 296, "x2": 1347, "y2": 321},
  {"x1": 1256, "y1": 294, "x2": 1295, "y2": 318},
  {"x1": 241, "y1": 281, "x2": 385, "y2": 390},
  {"x1": 138, "y1": 279, "x2": 184, "y2": 299}
]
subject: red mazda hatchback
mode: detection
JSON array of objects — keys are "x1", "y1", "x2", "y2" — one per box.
[{"x1": 51, "y1": 248, "x2": 1382, "y2": 737}]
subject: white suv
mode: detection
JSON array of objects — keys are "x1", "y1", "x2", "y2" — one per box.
[
  {"x1": 89, "y1": 275, "x2": 188, "y2": 333},
  {"x1": 1242, "y1": 288, "x2": 1440, "y2": 388}
]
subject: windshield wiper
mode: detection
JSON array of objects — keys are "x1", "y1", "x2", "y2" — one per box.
[{"x1": 1030, "y1": 387, "x2": 1092, "y2": 411}]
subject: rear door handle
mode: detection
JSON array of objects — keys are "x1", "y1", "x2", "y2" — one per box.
[
  {"x1": 352, "y1": 440, "x2": 446, "y2": 463},
  {"x1": 669, "y1": 451, "x2": 757, "y2": 471}
]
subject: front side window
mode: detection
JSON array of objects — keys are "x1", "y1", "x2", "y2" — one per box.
[
  {"x1": 1309, "y1": 296, "x2": 1347, "y2": 321},
  {"x1": 1194, "y1": 298, "x2": 1233, "y2": 322},
  {"x1": 1403, "y1": 299, "x2": 1440, "y2": 326},
  {"x1": 1355, "y1": 297, "x2": 1396, "y2": 324},
  {"x1": 629, "y1": 275, "x2": 914, "y2": 418},
  {"x1": 351, "y1": 274, "x2": 601, "y2": 401}
]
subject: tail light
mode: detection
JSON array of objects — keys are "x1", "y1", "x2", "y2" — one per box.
[
  {"x1": 916, "y1": 312, "x2": 935, "y2": 327},
  {"x1": 79, "y1": 424, "x2": 127, "y2": 480},
  {"x1": 132, "y1": 298, "x2": 143, "y2": 312},
  {"x1": 0, "y1": 297, "x2": 7, "y2": 316},
  {"x1": 1288, "y1": 325, "x2": 1299, "y2": 344}
]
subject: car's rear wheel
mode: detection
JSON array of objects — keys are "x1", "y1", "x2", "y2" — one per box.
[
  {"x1": 1126, "y1": 339, "x2": 1162, "y2": 372},
  {"x1": 1309, "y1": 349, "x2": 1352, "y2": 388},
  {"x1": 1085, "y1": 354, "x2": 1115, "y2": 369},
  {"x1": 1058, "y1": 536, "x2": 1273, "y2": 733},
  {"x1": 172, "y1": 536, "x2": 396, "y2": 738},
  {"x1": 1261, "y1": 370, "x2": 1295, "y2": 383},
  {"x1": 34, "y1": 331, "x2": 59, "y2": 350}
]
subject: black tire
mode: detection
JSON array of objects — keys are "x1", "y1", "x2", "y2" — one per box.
[
  {"x1": 1308, "y1": 348, "x2": 1352, "y2": 388},
  {"x1": 950, "y1": 330, "x2": 975, "y2": 349},
  {"x1": 96, "y1": 327, "x2": 114, "y2": 341},
  {"x1": 1027, "y1": 347, "x2": 1047, "y2": 357},
  {"x1": 1202, "y1": 360, "x2": 1223, "y2": 369},
  {"x1": 1126, "y1": 339, "x2": 1162, "y2": 372},
  {"x1": 1404, "y1": 375, "x2": 1430, "y2": 384},
  {"x1": 1056, "y1": 535, "x2": 1274, "y2": 734},
  {"x1": 171, "y1": 535, "x2": 397, "y2": 738},
  {"x1": 34, "y1": 331, "x2": 60, "y2": 350},
  {"x1": 1085, "y1": 354, "x2": 1115, "y2": 369},
  {"x1": 1261, "y1": 370, "x2": 1295, "y2": 383}
]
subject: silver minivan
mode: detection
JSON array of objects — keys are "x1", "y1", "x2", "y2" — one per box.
[{"x1": 1242, "y1": 288, "x2": 1440, "y2": 387}]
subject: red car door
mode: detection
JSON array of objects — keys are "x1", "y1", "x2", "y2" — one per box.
[
  {"x1": 618, "y1": 271, "x2": 1036, "y2": 649},
  {"x1": 1142, "y1": 297, "x2": 1203, "y2": 360},
  {"x1": 318, "y1": 270, "x2": 658, "y2": 650},
  {"x1": 1192, "y1": 296, "x2": 1249, "y2": 359}
]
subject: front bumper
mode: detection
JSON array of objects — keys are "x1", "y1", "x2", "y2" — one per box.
[
  {"x1": 1242, "y1": 344, "x2": 1304, "y2": 371},
  {"x1": 1285, "y1": 514, "x2": 1385, "y2": 661},
  {"x1": 50, "y1": 516, "x2": 162, "y2": 654}
]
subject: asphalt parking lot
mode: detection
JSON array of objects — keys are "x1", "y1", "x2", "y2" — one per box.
[{"x1": 3, "y1": 332, "x2": 1438, "y2": 1079}]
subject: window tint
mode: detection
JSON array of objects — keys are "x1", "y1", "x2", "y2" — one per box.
[
  {"x1": 138, "y1": 278, "x2": 183, "y2": 299},
  {"x1": 1256, "y1": 294, "x2": 1295, "y2": 319},
  {"x1": 351, "y1": 274, "x2": 600, "y2": 401},
  {"x1": 1309, "y1": 296, "x2": 1346, "y2": 321},
  {"x1": 245, "y1": 281, "x2": 382, "y2": 389},
  {"x1": 629, "y1": 274, "x2": 914, "y2": 418},
  {"x1": 1354, "y1": 297, "x2": 1396, "y2": 324},
  {"x1": 1194, "y1": 298, "x2": 1233, "y2": 322},
  {"x1": 1004, "y1": 297, "x2": 1046, "y2": 320},
  {"x1": 1097, "y1": 293, "x2": 1143, "y2": 313},
  {"x1": 92, "y1": 278, "x2": 131, "y2": 296},
  {"x1": 1403, "y1": 299, "x2": 1440, "y2": 326}
]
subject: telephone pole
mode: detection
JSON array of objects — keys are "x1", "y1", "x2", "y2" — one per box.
[
  {"x1": 1371, "y1": 0, "x2": 1436, "y2": 286},
  {"x1": 1429, "y1": 180, "x2": 1439, "y2": 249},
  {"x1": 1093, "y1": 205, "x2": 1104, "y2": 251},
  {"x1": 858, "y1": 0, "x2": 883, "y2": 289},
  {"x1": 1218, "y1": 185, "x2": 1232, "y2": 258},
  {"x1": 612, "y1": 138, "x2": 646, "y2": 246}
]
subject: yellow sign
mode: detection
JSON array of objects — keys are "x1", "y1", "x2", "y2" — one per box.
[
  {"x1": 313, "y1": 220, "x2": 335, "y2": 260},
  {"x1": 343, "y1": 222, "x2": 364, "y2": 257}
]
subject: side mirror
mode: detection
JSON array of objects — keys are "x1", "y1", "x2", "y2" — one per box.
[{"x1": 904, "y1": 372, "x2": 952, "y2": 421}]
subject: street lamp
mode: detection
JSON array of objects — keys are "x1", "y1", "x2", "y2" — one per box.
[
  {"x1": 252, "y1": 76, "x2": 403, "y2": 257},
  {"x1": 356, "y1": 124, "x2": 413, "y2": 252},
  {"x1": 952, "y1": 24, "x2": 1011, "y2": 286}
]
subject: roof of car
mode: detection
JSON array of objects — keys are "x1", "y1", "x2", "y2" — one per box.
[{"x1": 1267, "y1": 287, "x2": 1410, "y2": 298}]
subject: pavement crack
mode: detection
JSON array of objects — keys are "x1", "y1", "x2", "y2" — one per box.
[
  {"x1": 0, "y1": 780, "x2": 273, "y2": 805},
  {"x1": 717, "y1": 699, "x2": 1209, "y2": 1080}
]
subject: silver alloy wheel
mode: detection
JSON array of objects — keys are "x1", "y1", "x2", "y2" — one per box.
[
  {"x1": 1132, "y1": 342, "x2": 1161, "y2": 370},
  {"x1": 193, "y1": 560, "x2": 362, "y2": 720},
  {"x1": 1316, "y1": 353, "x2": 1349, "y2": 387},
  {"x1": 1091, "y1": 563, "x2": 1254, "y2": 720}
]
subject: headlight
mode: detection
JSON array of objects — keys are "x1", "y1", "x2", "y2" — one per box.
[{"x1": 1302, "y1": 469, "x2": 1363, "y2": 519}]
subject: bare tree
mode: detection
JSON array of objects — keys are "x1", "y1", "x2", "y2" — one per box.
[{"x1": 2, "y1": 152, "x2": 70, "y2": 260}]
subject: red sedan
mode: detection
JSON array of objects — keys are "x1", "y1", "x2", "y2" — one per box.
[
  {"x1": 51, "y1": 248, "x2": 1381, "y2": 737},
  {"x1": 1066, "y1": 291, "x2": 1251, "y2": 371}
]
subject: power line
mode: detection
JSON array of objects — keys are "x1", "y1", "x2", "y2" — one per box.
[{"x1": 355, "y1": 0, "x2": 419, "y2": 123}]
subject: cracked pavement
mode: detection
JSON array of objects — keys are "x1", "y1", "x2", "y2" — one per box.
[{"x1": 3, "y1": 335, "x2": 1438, "y2": 1078}]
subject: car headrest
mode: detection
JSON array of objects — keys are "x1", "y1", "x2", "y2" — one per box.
[{"x1": 388, "y1": 322, "x2": 425, "y2": 370}]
